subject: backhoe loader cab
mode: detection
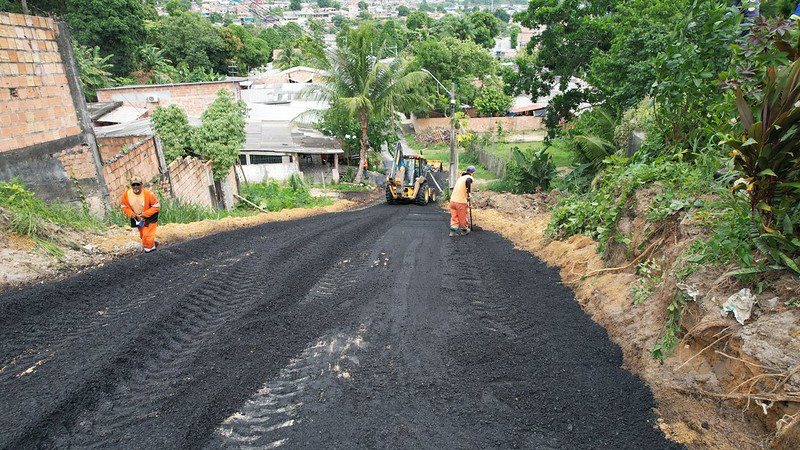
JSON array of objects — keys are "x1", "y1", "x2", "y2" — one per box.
[{"x1": 385, "y1": 146, "x2": 440, "y2": 205}]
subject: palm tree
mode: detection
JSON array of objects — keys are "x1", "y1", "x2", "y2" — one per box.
[
  {"x1": 306, "y1": 24, "x2": 429, "y2": 182},
  {"x1": 74, "y1": 44, "x2": 114, "y2": 101},
  {"x1": 137, "y1": 45, "x2": 174, "y2": 84},
  {"x1": 275, "y1": 46, "x2": 300, "y2": 70}
]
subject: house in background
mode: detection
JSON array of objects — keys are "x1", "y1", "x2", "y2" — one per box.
[{"x1": 239, "y1": 121, "x2": 342, "y2": 184}]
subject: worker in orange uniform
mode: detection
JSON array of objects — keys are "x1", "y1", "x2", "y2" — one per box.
[
  {"x1": 449, "y1": 166, "x2": 475, "y2": 237},
  {"x1": 120, "y1": 177, "x2": 161, "y2": 253}
]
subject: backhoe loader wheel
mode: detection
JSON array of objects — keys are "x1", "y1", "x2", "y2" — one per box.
[
  {"x1": 415, "y1": 182, "x2": 429, "y2": 205},
  {"x1": 385, "y1": 186, "x2": 396, "y2": 204}
]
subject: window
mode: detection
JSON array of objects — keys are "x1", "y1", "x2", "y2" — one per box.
[
  {"x1": 238, "y1": 154, "x2": 248, "y2": 165},
  {"x1": 250, "y1": 155, "x2": 284, "y2": 164}
]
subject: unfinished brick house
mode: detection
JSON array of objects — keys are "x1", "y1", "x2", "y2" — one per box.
[
  {"x1": 1, "y1": 12, "x2": 239, "y2": 212},
  {"x1": 0, "y1": 12, "x2": 108, "y2": 211}
]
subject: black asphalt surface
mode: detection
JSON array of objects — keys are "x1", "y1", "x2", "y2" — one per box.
[{"x1": 0, "y1": 204, "x2": 678, "y2": 449}]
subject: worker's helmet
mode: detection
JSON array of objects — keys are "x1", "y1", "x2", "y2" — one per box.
[
  {"x1": 130, "y1": 177, "x2": 143, "y2": 186},
  {"x1": 466, "y1": 166, "x2": 476, "y2": 174}
]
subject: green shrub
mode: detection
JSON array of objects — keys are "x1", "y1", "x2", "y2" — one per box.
[
  {"x1": 504, "y1": 146, "x2": 556, "y2": 194},
  {"x1": 548, "y1": 151, "x2": 725, "y2": 249}
]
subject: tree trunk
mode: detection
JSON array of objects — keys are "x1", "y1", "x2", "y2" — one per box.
[{"x1": 354, "y1": 113, "x2": 369, "y2": 183}]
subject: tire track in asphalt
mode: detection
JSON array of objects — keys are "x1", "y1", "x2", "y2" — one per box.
[
  {"x1": 0, "y1": 205, "x2": 405, "y2": 448},
  {"x1": 51, "y1": 218, "x2": 382, "y2": 448}
]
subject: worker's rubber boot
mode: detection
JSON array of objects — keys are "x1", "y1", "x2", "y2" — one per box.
[
  {"x1": 449, "y1": 231, "x2": 457, "y2": 237},
  {"x1": 461, "y1": 228, "x2": 471, "y2": 236}
]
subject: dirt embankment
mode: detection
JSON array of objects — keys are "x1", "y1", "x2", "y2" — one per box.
[
  {"x1": 0, "y1": 193, "x2": 378, "y2": 293},
  {"x1": 470, "y1": 191, "x2": 799, "y2": 449}
]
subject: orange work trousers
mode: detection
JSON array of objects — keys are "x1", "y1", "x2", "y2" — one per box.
[
  {"x1": 449, "y1": 201, "x2": 469, "y2": 231},
  {"x1": 138, "y1": 222, "x2": 158, "y2": 251}
]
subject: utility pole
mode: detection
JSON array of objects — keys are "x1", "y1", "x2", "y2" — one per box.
[
  {"x1": 421, "y1": 68, "x2": 458, "y2": 189},
  {"x1": 449, "y1": 81, "x2": 457, "y2": 190}
]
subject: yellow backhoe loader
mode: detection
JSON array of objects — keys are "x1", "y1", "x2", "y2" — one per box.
[{"x1": 385, "y1": 145, "x2": 443, "y2": 205}]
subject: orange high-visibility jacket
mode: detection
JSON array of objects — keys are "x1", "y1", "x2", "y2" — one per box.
[{"x1": 120, "y1": 188, "x2": 161, "y2": 226}]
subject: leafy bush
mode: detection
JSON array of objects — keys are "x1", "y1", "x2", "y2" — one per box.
[
  {"x1": 474, "y1": 85, "x2": 512, "y2": 117},
  {"x1": 151, "y1": 105, "x2": 193, "y2": 162},
  {"x1": 240, "y1": 181, "x2": 332, "y2": 212},
  {"x1": 325, "y1": 183, "x2": 373, "y2": 192},
  {"x1": 504, "y1": 146, "x2": 556, "y2": 193},
  {"x1": 548, "y1": 151, "x2": 725, "y2": 249},
  {"x1": 485, "y1": 179, "x2": 515, "y2": 192},
  {"x1": 0, "y1": 180, "x2": 105, "y2": 256},
  {"x1": 151, "y1": 90, "x2": 249, "y2": 180},
  {"x1": 726, "y1": 48, "x2": 800, "y2": 275}
]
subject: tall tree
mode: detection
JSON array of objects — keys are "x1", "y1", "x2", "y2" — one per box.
[
  {"x1": 468, "y1": 11, "x2": 500, "y2": 48},
  {"x1": 307, "y1": 24, "x2": 429, "y2": 182},
  {"x1": 146, "y1": 11, "x2": 228, "y2": 73},
  {"x1": 63, "y1": 0, "x2": 149, "y2": 76}
]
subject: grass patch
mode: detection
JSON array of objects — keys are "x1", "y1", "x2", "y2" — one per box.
[
  {"x1": 323, "y1": 183, "x2": 373, "y2": 192},
  {"x1": 240, "y1": 178, "x2": 333, "y2": 212},
  {"x1": 423, "y1": 150, "x2": 496, "y2": 180},
  {"x1": 106, "y1": 195, "x2": 257, "y2": 228},
  {"x1": 485, "y1": 179, "x2": 516, "y2": 192},
  {"x1": 489, "y1": 141, "x2": 574, "y2": 167},
  {"x1": 0, "y1": 179, "x2": 106, "y2": 257}
]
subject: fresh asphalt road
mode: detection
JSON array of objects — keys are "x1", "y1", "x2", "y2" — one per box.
[{"x1": 0, "y1": 204, "x2": 678, "y2": 449}]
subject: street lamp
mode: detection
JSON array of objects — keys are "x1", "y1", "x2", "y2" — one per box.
[{"x1": 421, "y1": 68, "x2": 457, "y2": 190}]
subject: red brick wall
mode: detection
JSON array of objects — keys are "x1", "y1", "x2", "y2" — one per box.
[
  {"x1": 167, "y1": 156, "x2": 214, "y2": 208},
  {"x1": 96, "y1": 135, "x2": 150, "y2": 162},
  {"x1": 100, "y1": 136, "x2": 161, "y2": 202},
  {"x1": 0, "y1": 13, "x2": 82, "y2": 154},
  {"x1": 59, "y1": 145, "x2": 97, "y2": 180},
  {"x1": 96, "y1": 81, "x2": 242, "y2": 117}
]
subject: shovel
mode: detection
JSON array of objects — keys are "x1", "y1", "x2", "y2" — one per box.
[{"x1": 468, "y1": 197, "x2": 482, "y2": 231}]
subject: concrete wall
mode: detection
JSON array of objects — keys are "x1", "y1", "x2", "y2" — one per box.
[
  {"x1": 413, "y1": 115, "x2": 544, "y2": 134},
  {"x1": 96, "y1": 81, "x2": 242, "y2": 117},
  {"x1": 0, "y1": 12, "x2": 107, "y2": 210}
]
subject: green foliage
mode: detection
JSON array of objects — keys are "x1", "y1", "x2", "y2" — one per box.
[
  {"x1": 650, "y1": 1, "x2": 740, "y2": 148},
  {"x1": 195, "y1": 90, "x2": 249, "y2": 180},
  {"x1": 64, "y1": 0, "x2": 149, "y2": 76},
  {"x1": 397, "y1": 5, "x2": 410, "y2": 16},
  {"x1": 223, "y1": 24, "x2": 271, "y2": 72},
  {"x1": 73, "y1": 43, "x2": 115, "y2": 101},
  {"x1": 587, "y1": 0, "x2": 693, "y2": 112},
  {"x1": 151, "y1": 91, "x2": 248, "y2": 180},
  {"x1": 504, "y1": 146, "x2": 557, "y2": 193},
  {"x1": 146, "y1": 10, "x2": 228, "y2": 74},
  {"x1": 613, "y1": 97, "x2": 654, "y2": 149},
  {"x1": 549, "y1": 151, "x2": 725, "y2": 248},
  {"x1": 151, "y1": 105, "x2": 192, "y2": 163},
  {"x1": 631, "y1": 258, "x2": 665, "y2": 304},
  {"x1": 239, "y1": 181, "x2": 332, "y2": 212},
  {"x1": 306, "y1": 22, "x2": 428, "y2": 181},
  {"x1": 651, "y1": 290, "x2": 691, "y2": 363},
  {"x1": 0, "y1": 180, "x2": 105, "y2": 257},
  {"x1": 289, "y1": 0, "x2": 301, "y2": 11},
  {"x1": 468, "y1": 11, "x2": 499, "y2": 48},
  {"x1": 474, "y1": 85, "x2": 512, "y2": 117}
]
